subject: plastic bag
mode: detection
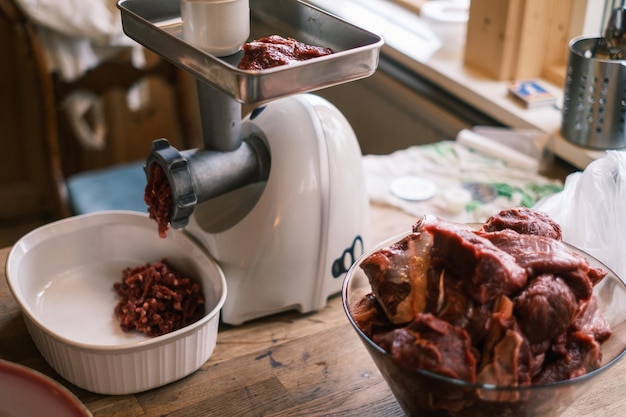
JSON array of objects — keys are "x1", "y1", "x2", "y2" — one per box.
[{"x1": 533, "y1": 151, "x2": 626, "y2": 281}]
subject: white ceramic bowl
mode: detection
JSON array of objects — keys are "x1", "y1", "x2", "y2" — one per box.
[{"x1": 5, "y1": 211, "x2": 227, "y2": 395}]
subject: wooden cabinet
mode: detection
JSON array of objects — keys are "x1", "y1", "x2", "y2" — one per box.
[
  {"x1": 0, "y1": 4, "x2": 58, "y2": 221},
  {"x1": 464, "y1": 0, "x2": 576, "y2": 84},
  {"x1": 0, "y1": 0, "x2": 200, "y2": 223}
]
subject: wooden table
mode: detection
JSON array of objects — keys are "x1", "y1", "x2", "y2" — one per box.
[{"x1": 1, "y1": 204, "x2": 624, "y2": 416}]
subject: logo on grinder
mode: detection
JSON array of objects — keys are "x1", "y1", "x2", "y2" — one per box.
[{"x1": 331, "y1": 235, "x2": 364, "y2": 278}]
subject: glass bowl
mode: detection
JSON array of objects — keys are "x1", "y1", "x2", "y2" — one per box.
[{"x1": 342, "y1": 231, "x2": 626, "y2": 417}]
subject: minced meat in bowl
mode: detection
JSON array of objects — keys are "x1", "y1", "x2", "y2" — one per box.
[{"x1": 342, "y1": 208, "x2": 626, "y2": 417}]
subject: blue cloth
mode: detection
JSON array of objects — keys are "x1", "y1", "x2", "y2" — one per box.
[{"x1": 66, "y1": 160, "x2": 148, "y2": 214}]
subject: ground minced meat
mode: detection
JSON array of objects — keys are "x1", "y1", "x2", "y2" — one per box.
[
  {"x1": 145, "y1": 163, "x2": 172, "y2": 238},
  {"x1": 113, "y1": 260, "x2": 204, "y2": 337}
]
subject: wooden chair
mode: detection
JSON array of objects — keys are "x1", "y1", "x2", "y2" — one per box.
[{"x1": 0, "y1": 0, "x2": 200, "y2": 222}]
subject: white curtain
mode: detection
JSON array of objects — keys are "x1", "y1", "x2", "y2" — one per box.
[{"x1": 15, "y1": 0, "x2": 143, "y2": 81}]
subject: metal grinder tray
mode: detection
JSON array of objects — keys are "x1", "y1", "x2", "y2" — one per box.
[{"x1": 117, "y1": 0, "x2": 383, "y2": 104}]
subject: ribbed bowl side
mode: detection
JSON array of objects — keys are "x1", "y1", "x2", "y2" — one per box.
[{"x1": 24, "y1": 312, "x2": 220, "y2": 395}]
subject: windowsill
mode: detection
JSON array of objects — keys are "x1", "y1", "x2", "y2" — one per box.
[{"x1": 308, "y1": 0, "x2": 605, "y2": 170}]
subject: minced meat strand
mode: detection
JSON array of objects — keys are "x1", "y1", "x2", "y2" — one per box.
[
  {"x1": 113, "y1": 260, "x2": 204, "y2": 336},
  {"x1": 144, "y1": 163, "x2": 172, "y2": 238}
]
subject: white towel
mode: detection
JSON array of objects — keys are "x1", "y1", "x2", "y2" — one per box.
[
  {"x1": 363, "y1": 141, "x2": 563, "y2": 224},
  {"x1": 15, "y1": 0, "x2": 144, "y2": 81}
]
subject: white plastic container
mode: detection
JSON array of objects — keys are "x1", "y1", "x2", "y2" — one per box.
[
  {"x1": 420, "y1": 0, "x2": 469, "y2": 51},
  {"x1": 181, "y1": 0, "x2": 250, "y2": 57}
]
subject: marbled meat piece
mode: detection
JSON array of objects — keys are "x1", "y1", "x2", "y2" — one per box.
[
  {"x1": 514, "y1": 274, "x2": 578, "y2": 344},
  {"x1": 374, "y1": 313, "x2": 478, "y2": 383},
  {"x1": 415, "y1": 215, "x2": 528, "y2": 304},
  {"x1": 532, "y1": 331, "x2": 602, "y2": 384},
  {"x1": 360, "y1": 232, "x2": 433, "y2": 324},
  {"x1": 480, "y1": 229, "x2": 602, "y2": 300},
  {"x1": 477, "y1": 295, "x2": 533, "y2": 387},
  {"x1": 237, "y1": 35, "x2": 334, "y2": 70},
  {"x1": 482, "y1": 207, "x2": 562, "y2": 240},
  {"x1": 350, "y1": 292, "x2": 394, "y2": 337},
  {"x1": 571, "y1": 297, "x2": 612, "y2": 343}
]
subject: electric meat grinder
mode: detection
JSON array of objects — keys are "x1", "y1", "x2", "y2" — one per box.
[{"x1": 118, "y1": 0, "x2": 383, "y2": 324}]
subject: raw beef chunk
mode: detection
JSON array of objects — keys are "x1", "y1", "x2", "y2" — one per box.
[
  {"x1": 482, "y1": 207, "x2": 562, "y2": 240},
  {"x1": 351, "y1": 207, "x2": 612, "y2": 397}
]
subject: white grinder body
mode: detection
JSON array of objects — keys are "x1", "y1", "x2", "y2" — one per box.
[{"x1": 185, "y1": 94, "x2": 369, "y2": 325}]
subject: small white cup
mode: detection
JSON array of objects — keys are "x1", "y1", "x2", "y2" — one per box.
[
  {"x1": 420, "y1": 0, "x2": 469, "y2": 51},
  {"x1": 181, "y1": 0, "x2": 250, "y2": 57}
]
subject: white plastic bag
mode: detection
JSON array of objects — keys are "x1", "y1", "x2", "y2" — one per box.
[{"x1": 533, "y1": 151, "x2": 626, "y2": 280}]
